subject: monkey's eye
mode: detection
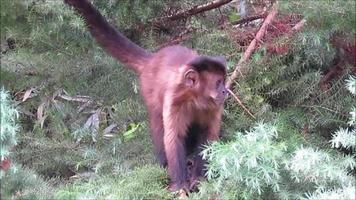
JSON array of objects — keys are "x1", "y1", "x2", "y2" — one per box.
[{"x1": 216, "y1": 79, "x2": 222, "y2": 88}]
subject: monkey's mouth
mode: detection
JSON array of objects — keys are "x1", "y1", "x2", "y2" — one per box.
[{"x1": 214, "y1": 97, "x2": 225, "y2": 106}]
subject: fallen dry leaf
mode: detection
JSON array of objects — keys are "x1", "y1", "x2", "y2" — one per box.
[
  {"x1": 22, "y1": 87, "x2": 35, "y2": 102},
  {"x1": 37, "y1": 101, "x2": 47, "y2": 128},
  {"x1": 84, "y1": 109, "x2": 101, "y2": 131},
  {"x1": 103, "y1": 123, "x2": 118, "y2": 135}
]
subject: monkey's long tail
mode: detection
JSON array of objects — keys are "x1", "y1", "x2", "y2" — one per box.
[{"x1": 64, "y1": 0, "x2": 152, "y2": 74}]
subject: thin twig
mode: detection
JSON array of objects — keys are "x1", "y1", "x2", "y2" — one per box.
[{"x1": 227, "y1": 89, "x2": 255, "y2": 119}]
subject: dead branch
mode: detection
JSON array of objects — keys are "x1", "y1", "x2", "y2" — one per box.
[
  {"x1": 266, "y1": 18, "x2": 307, "y2": 55},
  {"x1": 291, "y1": 19, "x2": 307, "y2": 33},
  {"x1": 158, "y1": 35, "x2": 191, "y2": 50},
  {"x1": 227, "y1": 89, "x2": 255, "y2": 119},
  {"x1": 226, "y1": 17, "x2": 306, "y2": 118},
  {"x1": 58, "y1": 94, "x2": 92, "y2": 103},
  {"x1": 155, "y1": 0, "x2": 233, "y2": 22},
  {"x1": 157, "y1": 27, "x2": 195, "y2": 50},
  {"x1": 231, "y1": 13, "x2": 267, "y2": 25},
  {"x1": 226, "y1": 6, "x2": 278, "y2": 89}
]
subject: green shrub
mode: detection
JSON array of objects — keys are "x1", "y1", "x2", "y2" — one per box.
[
  {"x1": 0, "y1": 88, "x2": 19, "y2": 178},
  {"x1": 0, "y1": 165, "x2": 54, "y2": 200},
  {"x1": 202, "y1": 123, "x2": 285, "y2": 196},
  {"x1": 198, "y1": 122, "x2": 355, "y2": 200},
  {"x1": 55, "y1": 165, "x2": 173, "y2": 200}
]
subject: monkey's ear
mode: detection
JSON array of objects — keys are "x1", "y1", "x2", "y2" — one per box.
[{"x1": 184, "y1": 69, "x2": 199, "y2": 87}]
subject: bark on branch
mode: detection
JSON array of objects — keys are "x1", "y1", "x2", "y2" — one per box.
[
  {"x1": 157, "y1": 27, "x2": 195, "y2": 49},
  {"x1": 226, "y1": 17, "x2": 307, "y2": 118},
  {"x1": 226, "y1": 7, "x2": 278, "y2": 89},
  {"x1": 155, "y1": 0, "x2": 232, "y2": 22},
  {"x1": 231, "y1": 13, "x2": 267, "y2": 25},
  {"x1": 291, "y1": 19, "x2": 306, "y2": 33}
]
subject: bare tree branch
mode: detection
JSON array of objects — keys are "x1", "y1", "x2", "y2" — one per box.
[
  {"x1": 231, "y1": 13, "x2": 267, "y2": 25},
  {"x1": 226, "y1": 6, "x2": 278, "y2": 89},
  {"x1": 291, "y1": 19, "x2": 307, "y2": 33},
  {"x1": 157, "y1": 27, "x2": 195, "y2": 50},
  {"x1": 154, "y1": 0, "x2": 233, "y2": 22}
]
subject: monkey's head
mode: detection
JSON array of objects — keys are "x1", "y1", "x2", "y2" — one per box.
[{"x1": 183, "y1": 56, "x2": 227, "y2": 107}]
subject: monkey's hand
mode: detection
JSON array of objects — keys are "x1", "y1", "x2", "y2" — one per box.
[
  {"x1": 188, "y1": 176, "x2": 204, "y2": 192},
  {"x1": 176, "y1": 189, "x2": 188, "y2": 199}
]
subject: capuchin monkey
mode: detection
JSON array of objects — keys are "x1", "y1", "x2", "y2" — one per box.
[{"x1": 64, "y1": 0, "x2": 227, "y2": 192}]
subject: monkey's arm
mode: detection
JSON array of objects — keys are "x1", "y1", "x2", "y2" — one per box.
[
  {"x1": 206, "y1": 111, "x2": 222, "y2": 141},
  {"x1": 163, "y1": 128, "x2": 188, "y2": 191},
  {"x1": 64, "y1": 0, "x2": 152, "y2": 73},
  {"x1": 162, "y1": 100, "x2": 190, "y2": 191}
]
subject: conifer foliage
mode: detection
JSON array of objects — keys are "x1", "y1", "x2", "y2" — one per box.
[{"x1": 0, "y1": 89, "x2": 18, "y2": 176}]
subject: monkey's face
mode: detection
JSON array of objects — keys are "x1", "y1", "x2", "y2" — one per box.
[
  {"x1": 202, "y1": 71, "x2": 227, "y2": 106},
  {"x1": 184, "y1": 69, "x2": 227, "y2": 106}
]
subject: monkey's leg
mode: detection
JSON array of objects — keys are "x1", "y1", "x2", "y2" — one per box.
[
  {"x1": 164, "y1": 131, "x2": 188, "y2": 191},
  {"x1": 149, "y1": 112, "x2": 167, "y2": 167},
  {"x1": 188, "y1": 133, "x2": 207, "y2": 191},
  {"x1": 190, "y1": 124, "x2": 220, "y2": 191}
]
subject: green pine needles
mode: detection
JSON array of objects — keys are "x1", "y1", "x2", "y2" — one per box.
[
  {"x1": 331, "y1": 128, "x2": 356, "y2": 150},
  {"x1": 202, "y1": 122, "x2": 285, "y2": 196},
  {"x1": 330, "y1": 75, "x2": 356, "y2": 151},
  {"x1": 0, "y1": 89, "x2": 18, "y2": 171},
  {"x1": 199, "y1": 122, "x2": 355, "y2": 200},
  {"x1": 345, "y1": 75, "x2": 356, "y2": 95}
]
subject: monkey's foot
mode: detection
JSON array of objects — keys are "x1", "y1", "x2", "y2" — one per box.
[
  {"x1": 168, "y1": 182, "x2": 189, "y2": 193},
  {"x1": 188, "y1": 176, "x2": 204, "y2": 192},
  {"x1": 177, "y1": 189, "x2": 188, "y2": 199}
]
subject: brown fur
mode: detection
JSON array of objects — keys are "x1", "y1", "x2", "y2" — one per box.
[{"x1": 65, "y1": 0, "x2": 227, "y2": 191}]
